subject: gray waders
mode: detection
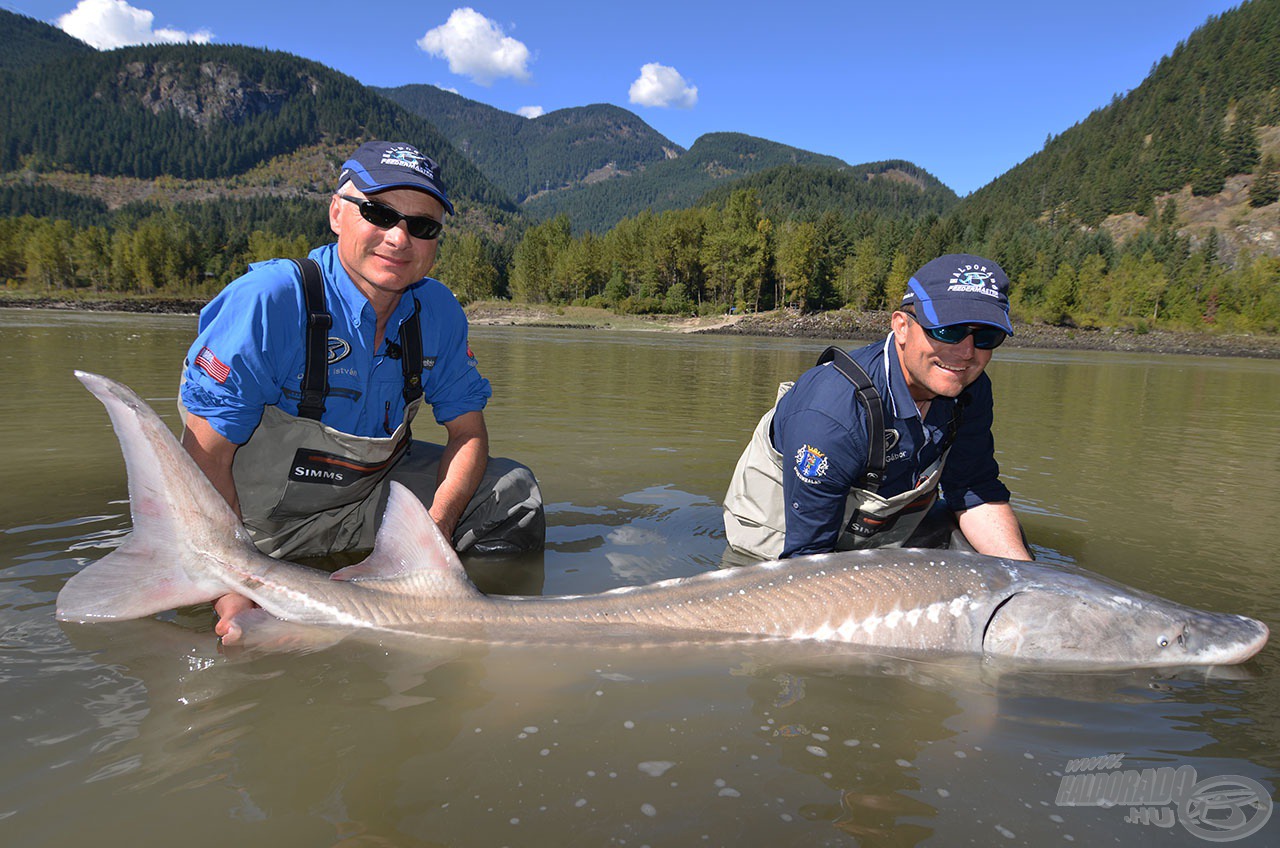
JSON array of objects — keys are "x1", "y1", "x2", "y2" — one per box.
[
  {"x1": 723, "y1": 344, "x2": 963, "y2": 561},
  {"x1": 198, "y1": 258, "x2": 545, "y2": 560}
]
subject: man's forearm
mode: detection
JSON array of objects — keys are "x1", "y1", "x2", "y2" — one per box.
[
  {"x1": 430, "y1": 412, "x2": 489, "y2": 540},
  {"x1": 957, "y1": 502, "x2": 1032, "y2": 560},
  {"x1": 181, "y1": 414, "x2": 242, "y2": 518}
]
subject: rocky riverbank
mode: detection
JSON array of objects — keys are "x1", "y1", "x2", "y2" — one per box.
[
  {"x1": 0, "y1": 295, "x2": 206, "y2": 315},
  {"x1": 695, "y1": 309, "x2": 1280, "y2": 359},
  {"x1": 465, "y1": 303, "x2": 1280, "y2": 359},
  {"x1": 4, "y1": 295, "x2": 1278, "y2": 359}
]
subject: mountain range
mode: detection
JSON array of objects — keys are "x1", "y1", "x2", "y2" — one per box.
[
  {"x1": 1, "y1": 2, "x2": 1278, "y2": 258},
  {"x1": 0, "y1": 7, "x2": 957, "y2": 235}
]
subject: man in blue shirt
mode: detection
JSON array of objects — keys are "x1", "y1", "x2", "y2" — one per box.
[
  {"x1": 181, "y1": 141, "x2": 545, "y2": 636},
  {"x1": 723, "y1": 253, "x2": 1031, "y2": 562}
]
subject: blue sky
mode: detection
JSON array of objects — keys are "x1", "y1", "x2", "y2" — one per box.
[{"x1": 5, "y1": 0, "x2": 1246, "y2": 196}]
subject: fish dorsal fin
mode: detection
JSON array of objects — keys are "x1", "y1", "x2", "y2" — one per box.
[{"x1": 331, "y1": 482, "x2": 481, "y2": 599}]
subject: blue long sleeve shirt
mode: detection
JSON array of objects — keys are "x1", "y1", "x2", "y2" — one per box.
[{"x1": 180, "y1": 242, "x2": 491, "y2": 444}]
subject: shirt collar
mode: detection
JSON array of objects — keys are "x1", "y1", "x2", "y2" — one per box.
[
  {"x1": 880, "y1": 332, "x2": 924, "y2": 421},
  {"x1": 313, "y1": 243, "x2": 421, "y2": 332}
]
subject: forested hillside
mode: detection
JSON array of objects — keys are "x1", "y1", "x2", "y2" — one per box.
[
  {"x1": 0, "y1": 4, "x2": 1276, "y2": 335},
  {"x1": 523, "y1": 132, "x2": 857, "y2": 232},
  {"x1": 698, "y1": 161, "x2": 957, "y2": 221},
  {"x1": 0, "y1": 20, "x2": 520, "y2": 298},
  {"x1": 381, "y1": 84, "x2": 945, "y2": 234},
  {"x1": 377, "y1": 84, "x2": 681, "y2": 202},
  {"x1": 495, "y1": 0, "x2": 1280, "y2": 331},
  {"x1": 0, "y1": 9, "x2": 92, "y2": 71},
  {"x1": 961, "y1": 0, "x2": 1280, "y2": 227},
  {"x1": 0, "y1": 42, "x2": 510, "y2": 211}
]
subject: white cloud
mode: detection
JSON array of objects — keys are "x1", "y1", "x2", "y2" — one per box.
[
  {"x1": 418, "y1": 8, "x2": 531, "y2": 86},
  {"x1": 57, "y1": 0, "x2": 212, "y2": 49},
  {"x1": 517, "y1": 105, "x2": 544, "y2": 119},
  {"x1": 628, "y1": 63, "x2": 698, "y2": 109}
]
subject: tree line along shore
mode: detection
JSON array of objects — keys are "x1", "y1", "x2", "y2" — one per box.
[{"x1": 4, "y1": 295, "x2": 1278, "y2": 360}]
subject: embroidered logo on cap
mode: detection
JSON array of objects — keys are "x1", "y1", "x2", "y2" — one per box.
[
  {"x1": 947, "y1": 264, "x2": 1001, "y2": 298},
  {"x1": 381, "y1": 146, "x2": 434, "y2": 179}
]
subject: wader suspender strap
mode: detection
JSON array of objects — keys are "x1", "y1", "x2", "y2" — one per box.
[
  {"x1": 292, "y1": 257, "x2": 425, "y2": 420},
  {"x1": 293, "y1": 258, "x2": 330, "y2": 421},
  {"x1": 816, "y1": 346, "x2": 885, "y2": 494},
  {"x1": 399, "y1": 297, "x2": 424, "y2": 406}
]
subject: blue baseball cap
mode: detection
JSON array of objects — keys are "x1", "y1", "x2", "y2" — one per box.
[
  {"x1": 900, "y1": 253, "x2": 1014, "y2": 335},
  {"x1": 338, "y1": 141, "x2": 454, "y2": 215}
]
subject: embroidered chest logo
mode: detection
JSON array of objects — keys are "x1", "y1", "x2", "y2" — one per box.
[
  {"x1": 884, "y1": 429, "x2": 901, "y2": 452},
  {"x1": 794, "y1": 445, "x2": 829, "y2": 484},
  {"x1": 327, "y1": 337, "x2": 351, "y2": 364}
]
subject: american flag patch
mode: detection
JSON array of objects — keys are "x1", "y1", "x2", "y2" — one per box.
[{"x1": 194, "y1": 346, "x2": 231, "y2": 383}]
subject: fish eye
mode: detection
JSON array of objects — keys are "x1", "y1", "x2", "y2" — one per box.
[{"x1": 1158, "y1": 637, "x2": 1170, "y2": 648}]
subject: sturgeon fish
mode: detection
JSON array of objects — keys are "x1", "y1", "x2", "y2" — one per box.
[{"x1": 57, "y1": 372, "x2": 1269, "y2": 668}]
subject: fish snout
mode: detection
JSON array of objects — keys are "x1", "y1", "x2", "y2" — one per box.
[{"x1": 1178, "y1": 614, "x2": 1270, "y2": 664}]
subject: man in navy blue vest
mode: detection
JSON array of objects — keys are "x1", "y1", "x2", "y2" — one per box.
[{"x1": 724, "y1": 253, "x2": 1031, "y2": 562}]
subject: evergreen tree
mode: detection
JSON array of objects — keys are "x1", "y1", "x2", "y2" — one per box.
[
  {"x1": 1225, "y1": 118, "x2": 1259, "y2": 174},
  {"x1": 1250, "y1": 154, "x2": 1280, "y2": 207}
]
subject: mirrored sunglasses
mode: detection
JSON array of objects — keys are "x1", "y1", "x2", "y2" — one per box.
[{"x1": 906, "y1": 312, "x2": 1007, "y2": 349}]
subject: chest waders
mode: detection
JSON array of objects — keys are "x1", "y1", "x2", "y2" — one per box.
[
  {"x1": 722, "y1": 345, "x2": 964, "y2": 560},
  {"x1": 230, "y1": 258, "x2": 426, "y2": 558}
]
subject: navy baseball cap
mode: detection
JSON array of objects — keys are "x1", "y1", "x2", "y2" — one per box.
[
  {"x1": 900, "y1": 253, "x2": 1014, "y2": 335},
  {"x1": 338, "y1": 141, "x2": 454, "y2": 215}
]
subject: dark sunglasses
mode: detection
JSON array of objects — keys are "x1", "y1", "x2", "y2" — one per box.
[
  {"x1": 905, "y1": 311, "x2": 1007, "y2": 350},
  {"x1": 338, "y1": 194, "x2": 443, "y2": 240}
]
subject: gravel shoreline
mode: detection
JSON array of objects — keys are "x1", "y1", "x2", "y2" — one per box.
[
  {"x1": 5, "y1": 296, "x2": 1278, "y2": 359},
  {"x1": 696, "y1": 310, "x2": 1280, "y2": 359}
]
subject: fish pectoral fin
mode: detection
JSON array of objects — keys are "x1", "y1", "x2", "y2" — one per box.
[{"x1": 220, "y1": 609, "x2": 351, "y2": 655}]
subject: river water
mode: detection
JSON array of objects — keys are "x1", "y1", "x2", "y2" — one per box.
[{"x1": 1, "y1": 308, "x2": 1277, "y2": 846}]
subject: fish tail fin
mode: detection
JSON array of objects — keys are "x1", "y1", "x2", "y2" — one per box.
[
  {"x1": 331, "y1": 482, "x2": 482, "y2": 600},
  {"x1": 57, "y1": 372, "x2": 245, "y2": 622},
  {"x1": 57, "y1": 538, "x2": 224, "y2": 622}
]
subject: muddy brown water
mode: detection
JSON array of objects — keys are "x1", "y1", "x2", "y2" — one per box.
[{"x1": 1, "y1": 308, "x2": 1277, "y2": 846}]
